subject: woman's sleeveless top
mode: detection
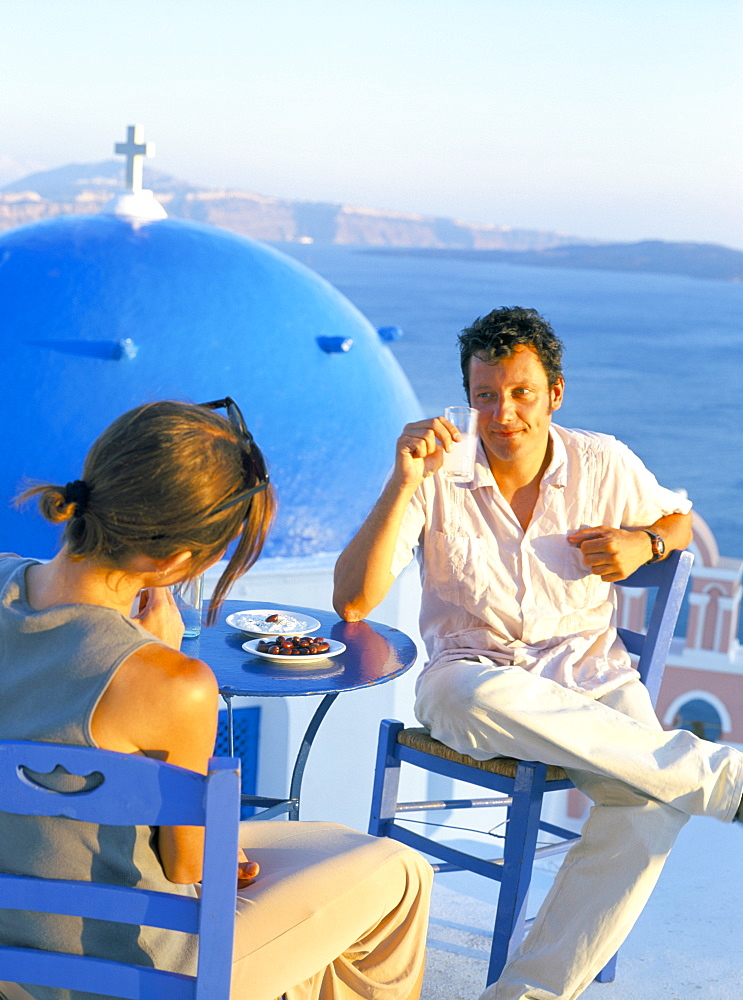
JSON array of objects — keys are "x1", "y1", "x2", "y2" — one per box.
[{"x1": 0, "y1": 555, "x2": 198, "y2": 1000}]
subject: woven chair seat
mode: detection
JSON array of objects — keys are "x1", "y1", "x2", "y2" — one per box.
[{"x1": 397, "y1": 727, "x2": 569, "y2": 783}]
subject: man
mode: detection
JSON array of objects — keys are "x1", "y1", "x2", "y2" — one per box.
[{"x1": 333, "y1": 307, "x2": 743, "y2": 1000}]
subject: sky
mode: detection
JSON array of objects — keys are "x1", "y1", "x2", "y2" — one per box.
[{"x1": 1, "y1": 0, "x2": 741, "y2": 248}]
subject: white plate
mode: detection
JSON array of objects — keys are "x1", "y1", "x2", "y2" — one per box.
[
  {"x1": 226, "y1": 609, "x2": 321, "y2": 637},
  {"x1": 242, "y1": 638, "x2": 346, "y2": 666}
]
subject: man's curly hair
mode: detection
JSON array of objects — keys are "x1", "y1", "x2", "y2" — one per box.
[{"x1": 458, "y1": 306, "x2": 564, "y2": 398}]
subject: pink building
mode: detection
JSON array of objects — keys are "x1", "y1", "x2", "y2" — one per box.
[
  {"x1": 615, "y1": 510, "x2": 743, "y2": 747},
  {"x1": 568, "y1": 511, "x2": 742, "y2": 819}
]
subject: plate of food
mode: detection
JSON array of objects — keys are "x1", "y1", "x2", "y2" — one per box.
[
  {"x1": 226, "y1": 609, "x2": 321, "y2": 637},
  {"x1": 242, "y1": 636, "x2": 346, "y2": 666}
]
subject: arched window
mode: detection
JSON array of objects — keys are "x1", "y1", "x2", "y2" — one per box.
[{"x1": 673, "y1": 698, "x2": 723, "y2": 742}]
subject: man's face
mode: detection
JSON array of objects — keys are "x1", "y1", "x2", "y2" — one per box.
[{"x1": 468, "y1": 345, "x2": 564, "y2": 473}]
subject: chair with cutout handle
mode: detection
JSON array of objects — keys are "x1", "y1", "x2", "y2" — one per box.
[{"x1": 0, "y1": 742, "x2": 240, "y2": 999}]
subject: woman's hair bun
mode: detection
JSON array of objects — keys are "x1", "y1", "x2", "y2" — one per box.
[{"x1": 30, "y1": 484, "x2": 80, "y2": 525}]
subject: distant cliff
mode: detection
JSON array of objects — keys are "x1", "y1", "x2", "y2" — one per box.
[
  {"x1": 0, "y1": 161, "x2": 584, "y2": 252},
  {"x1": 2, "y1": 161, "x2": 739, "y2": 280}
]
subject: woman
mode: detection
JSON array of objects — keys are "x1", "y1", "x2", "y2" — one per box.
[{"x1": 0, "y1": 399, "x2": 431, "y2": 1000}]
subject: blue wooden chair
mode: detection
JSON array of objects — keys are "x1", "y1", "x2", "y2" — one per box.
[
  {"x1": 368, "y1": 548, "x2": 694, "y2": 987},
  {"x1": 0, "y1": 742, "x2": 241, "y2": 999}
]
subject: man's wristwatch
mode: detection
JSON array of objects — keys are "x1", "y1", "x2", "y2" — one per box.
[{"x1": 643, "y1": 530, "x2": 665, "y2": 564}]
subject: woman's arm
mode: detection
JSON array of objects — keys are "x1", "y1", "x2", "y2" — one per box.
[{"x1": 92, "y1": 643, "x2": 219, "y2": 883}]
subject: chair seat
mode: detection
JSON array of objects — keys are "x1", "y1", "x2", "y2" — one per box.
[{"x1": 397, "y1": 728, "x2": 569, "y2": 783}]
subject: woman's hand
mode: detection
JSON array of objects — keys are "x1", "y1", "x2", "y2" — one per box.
[
  {"x1": 237, "y1": 847, "x2": 260, "y2": 888},
  {"x1": 132, "y1": 587, "x2": 185, "y2": 649}
]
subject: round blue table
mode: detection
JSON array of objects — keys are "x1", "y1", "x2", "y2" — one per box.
[{"x1": 183, "y1": 600, "x2": 418, "y2": 819}]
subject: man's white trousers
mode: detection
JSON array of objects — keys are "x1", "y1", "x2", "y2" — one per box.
[{"x1": 414, "y1": 661, "x2": 743, "y2": 1000}]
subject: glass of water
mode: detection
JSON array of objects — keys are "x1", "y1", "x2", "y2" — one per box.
[
  {"x1": 171, "y1": 574, "x2": 204, "y2": 639},
  {"x1": 441, "y1": 406, "x2": 479, "y2": 482}
]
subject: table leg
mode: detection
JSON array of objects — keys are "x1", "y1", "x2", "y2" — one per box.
[
  {"x1": 287, "y1": 692, "x2": 339, "y2": 821},
  {"x1": 220, "y1": 691, "x2": 340, "y2": 821},
  {"x1": 222, "y1": 694, "x2": 235, "y2": 756}
]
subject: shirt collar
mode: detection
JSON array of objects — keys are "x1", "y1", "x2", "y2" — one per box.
[{"x1": 541, "y1": 424, "x2": 568, "y2": 488}]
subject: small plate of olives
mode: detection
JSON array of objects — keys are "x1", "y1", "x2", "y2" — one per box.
[{"x1": 242, "y1": 635, "x2": 346, "y2": 667}]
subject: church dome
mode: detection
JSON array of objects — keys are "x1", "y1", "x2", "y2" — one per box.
[{"x1": 0, "y1": 213, "x2": 421, "y2": 558}]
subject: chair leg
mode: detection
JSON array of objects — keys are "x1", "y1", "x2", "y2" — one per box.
[
  {"x1": 368, "y1": 720, "x2": 404, "y2": 836},
  {"x1": 487, "y1": 762, "x2": 547, "y2": 986},
  {"x1": 595, "y1": 952, "x2": 617, "y2": 983}
]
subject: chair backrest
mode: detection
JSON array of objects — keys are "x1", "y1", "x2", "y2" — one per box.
[
  {"x1": 0, "y1": 742, "x2": 240, "y2": 1000},
  {"x1": 615, "y1": 548, "x2": 694, "y2": 705}
]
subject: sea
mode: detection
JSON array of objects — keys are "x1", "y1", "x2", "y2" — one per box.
[{"x1": 276, "y1": 243, "x2": 743, "y2": 568}]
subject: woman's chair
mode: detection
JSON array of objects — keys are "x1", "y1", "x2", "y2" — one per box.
[
  {"x1": 0, "y1": 742, "x2": 241, "y2": 1000},
  {"x1": 368, "y1": 548, "x2": 694, "y2": 987}
]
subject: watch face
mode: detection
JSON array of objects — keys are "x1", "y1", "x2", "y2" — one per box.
[{"x1": 647, "y1": 531, "x2": 665, "y2": 561}]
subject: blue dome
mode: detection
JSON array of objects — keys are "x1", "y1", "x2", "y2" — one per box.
[{"x1": 0, "y1": 214, "x2": 421, "y2": 558}]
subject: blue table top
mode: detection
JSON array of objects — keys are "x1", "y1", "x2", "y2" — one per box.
[{"x1": 182, "y1": 600, "x2": 418, "y2": 697}]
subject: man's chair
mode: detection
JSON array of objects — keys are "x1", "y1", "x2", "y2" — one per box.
[
  {"x1": 0, "y1": 742, "x2": 241, "y2": 999},
  {"x1": 368, "y1": 548, "x2": 694, "y2": 987}
]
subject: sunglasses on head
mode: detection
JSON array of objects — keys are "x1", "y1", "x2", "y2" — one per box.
[{"x1": 198, "y1": 397, "x2": 270, "y2": 515}]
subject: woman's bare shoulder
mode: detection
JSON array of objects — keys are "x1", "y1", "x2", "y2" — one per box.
[{"x1": 92, "y1": 642, "x2": 219, "y2": 759}]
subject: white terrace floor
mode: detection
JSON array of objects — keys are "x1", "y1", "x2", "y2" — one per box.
[{"x1": 420, "y1": 813, "x2": 741, "y2": 1000}]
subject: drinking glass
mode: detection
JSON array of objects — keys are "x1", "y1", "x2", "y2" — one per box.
[
  {"x1": 171, "y1": 574, "x2": 204, "y2": 638},
  {"x1": 441, "y1": 406, "x2": 479, "y2": 482}
]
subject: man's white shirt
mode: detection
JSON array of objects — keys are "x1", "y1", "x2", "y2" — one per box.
[{"x1": 390, "y1": 424, "x2": 692, "y2": 698}]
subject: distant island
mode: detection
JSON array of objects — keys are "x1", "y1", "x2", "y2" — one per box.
[
  {"x1": 1, "y1": 160, "x2": 740, "y2": 281},
  {"x1": 365, "y1": 242, "x2": 743, "y2": 283}
]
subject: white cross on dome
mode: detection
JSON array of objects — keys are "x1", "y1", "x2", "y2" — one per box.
[
  {"x1": 114, "y1": 124, "x2": 155, "y2": 193},
  {"x1": 108, "y1": 124, "x2": 166, "y2": 221}
]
